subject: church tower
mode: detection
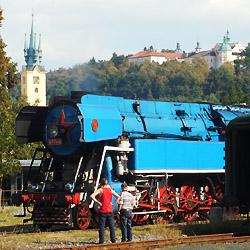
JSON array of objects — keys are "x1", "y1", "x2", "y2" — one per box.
[
  {"x1": 20, "y1": 14, "x2": 47, "y2": 106},
  {"x1": 195, "y1": 42, "x2": 202, "y2": 53},
  {"x1": 174, "y1": 42, "x2": 182, "y2": 53},
  {"x1": 216, "y1": 30, "x2": 232, "y2": 68}
]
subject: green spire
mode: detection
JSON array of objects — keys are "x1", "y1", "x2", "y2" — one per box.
[
  {"x1": 29, "y1": 13, "x2": 35, "y2": 49},
  {"x1": 24, "y1": 33, "x2": 28, "y2": 55},
  {"x1": 219, "y1": 30, "x2": 231, "y2": 52},
  {"x1": 34, "y1": 33, "x2": 37, "y2": 55},
  {"x1": 24, "y1": 13, "x2": 42, "y2": 66},
  {"x1": 38, "y1": 34, "x2": 42, "y2": 64},
  {"x1": 225, "y1": 29, "x2": 230, "y2": 44},
  {"x1": 174, "y1": 42, "x2": 182, "y2": 53}
]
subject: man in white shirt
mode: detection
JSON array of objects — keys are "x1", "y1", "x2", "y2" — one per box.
[{"x1": 118, "y1": 182, "x2": 134, "y2": 242}]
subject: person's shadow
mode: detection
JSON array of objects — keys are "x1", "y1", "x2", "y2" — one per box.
[{"x1": 0, "y1": 223, "x2": 34, "y2": 233}]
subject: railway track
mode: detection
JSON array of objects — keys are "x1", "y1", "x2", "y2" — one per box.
[
  {"x1": 43, "y1": 233, "x2": 250, "y2": 250},
  {"x1": 1, "y1": 230, "x2": 250, "y2": 249}
]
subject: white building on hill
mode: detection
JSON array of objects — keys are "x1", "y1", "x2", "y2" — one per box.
[
  {"x1": 184, "y1": 30, "x2": 246, "y2": 69},
  {"x1": 128, "y1": 44, "x2": 183, "y2": 64},
  {"x1": 128, "y1": 31, "x2": 247, "y2": 69}
]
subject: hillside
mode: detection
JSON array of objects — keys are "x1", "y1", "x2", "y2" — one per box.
[{"x1": 47, "y1": 51, "x2": 250, "y2": 105}]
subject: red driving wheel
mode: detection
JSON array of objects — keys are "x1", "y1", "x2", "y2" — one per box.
[
  {"x1": 75, "y1": 203, "x2": 91, "y2": 230},
  {"x1": 157, "y1": 185, "x2": 175, "y2": 223},
  {"x1": 180, "y1": 182, "x2": 199, "y2": 221}
]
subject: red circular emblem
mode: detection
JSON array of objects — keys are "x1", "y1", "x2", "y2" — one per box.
[{"x1": 92, "y1": 119, "x2": 98, "y2": 132}]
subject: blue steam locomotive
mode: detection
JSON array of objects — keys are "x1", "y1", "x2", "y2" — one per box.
[{"x1": 12, "y1": 92, "x2": 250, "y2": 230}]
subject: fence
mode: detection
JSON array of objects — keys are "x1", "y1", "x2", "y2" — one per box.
[{"x1": 1, "y1": 190, "x2": 22, "y2": 208}]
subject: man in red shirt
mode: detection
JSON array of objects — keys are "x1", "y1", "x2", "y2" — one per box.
[{"x1": 90, "y1": 177, "x2": 120, "y2": 244}]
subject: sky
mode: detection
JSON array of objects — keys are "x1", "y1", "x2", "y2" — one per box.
[{"x1": 1, "y1": 0, "x2": 250, "y2": 72}]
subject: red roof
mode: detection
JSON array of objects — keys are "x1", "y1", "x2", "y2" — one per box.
[{"x1": 128, "y1": 51, "x2": 183, "y2": 60}]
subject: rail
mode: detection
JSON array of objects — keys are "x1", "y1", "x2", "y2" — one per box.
[
  {"x1": 42, "y1": 233, "x2": 250, "y2": 250},
  {"x1": 47, "y1": 233, "x2": 250, "y2": 250},
  {"x1": 2, "y1": 232, "x2": 250, "y2": 250}
]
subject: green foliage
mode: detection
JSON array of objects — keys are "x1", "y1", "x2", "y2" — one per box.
[
  {"x1": 110, "y1": 52, "x2": 128, "y2": 68},
  {"x1": 116, "y1": 72, "x2": 152, "y2": 99},
  {"x1": 46, "y1": 63, "x2": 101, "y2": 101},
  {"x1": 46, "y1": 49, "x2": 250, "y2": 106},
  {"x1": 220, "y1": 84, "x2": 242, "y2": 105},
  {"x1": 0, "y1": 9, "x2": 38, "y2": 180},
  {"x1": 0, "y1": 91, "x2": 38, "y2": 176},
  {"x1": 236, "y1": 46, "x2": 250, "y2": 70}
]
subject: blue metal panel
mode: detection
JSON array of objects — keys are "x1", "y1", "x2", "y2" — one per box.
[
  {"x1": 144, "y1": 117, "x2": 165, "y2": 134},
  {"x1": 215, "y1": 110, "x2": 238, "y2": 125},
  {"x1": 77, "y1": 104, "x2": 122, "y2": 142},
  {"x1": 211, "y1": 105, "x2": 250, "y2": 125},
  {"x1": 129, "y1": 139, "x2": 225, "y2": 172},
  {"x1": 161, "y1": 117, "x2": 183, "y2": 135},
  {"x1": 81, "y1": 94, "x2": 128, "y2": 114},
  {"x1": 155, "y1": 102, "x2": 173, "y2": 115},
  {"x1": 145, "y1": 116, "x2": 182, "y2": 135},
  {"x1": 140, "y1": 100, "x2": 156, "y2": 114},
  {"x1": 171, "y1": 102, "x2": 187, "y2": 114},
  {"x1": 124, "y1": 99, "x2": 136, "y2": 113},
  {"x1": 183, "y1": 116, "x2": 208, "y2": 139},
  {"x1": 179, "y1": 103, "x2": 190, "y2": 114},
  {"x1": 122, "y1": 115, "x2": 145, "y2": 136},
  {"x1": 190, "y1": 103, "x2": 203, "y2": 115}
]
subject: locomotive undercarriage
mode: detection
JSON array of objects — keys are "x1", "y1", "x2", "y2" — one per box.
[
  {"x1": 14, "y1": 144, "x2": 225, "y2": 230},
  {"x1": 124, "y1": 173, "x2": 224, "y2": 225}
]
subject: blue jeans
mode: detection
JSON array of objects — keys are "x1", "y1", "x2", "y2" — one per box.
[
  {"x1": 99, "y1": 212, "x2": 116, "y2": 244},
  {"x1": 120, "y1": 209, "x2": 132, "y2": 242}
]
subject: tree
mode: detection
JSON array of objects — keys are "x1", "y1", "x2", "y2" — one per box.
[
  {"x1": 110, "y1": 52, "x2": 127, "y2": 68},
  {"x1": 239, "y1": 46, "x2": 250, "y2": 70},
  {"x1": 220, "y1": 83, "x2": 249, "y2": 105},
  {"x1": 88, "y1": 57, "x2": 96, "y2": 66},
  {"x1": 207, "y1": 63, "x2": 235, "y2": 102},
  {"x1": 234, "y1": 47, "x2": 250, "y2": 99},
  {"x1": 0, "y1": 8, "x2": 20, "y2": 178},
  {"x1": 0, "y1": 9, "x2": 36, "y2": 208},
  {"x1": 116, "y1": 72, "x2": 151, "y2": 99},
  {"x1": 0, "y1": 14, "x2": 19, "y2": 89}
]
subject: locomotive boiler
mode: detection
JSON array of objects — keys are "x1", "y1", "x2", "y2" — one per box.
[{"x1": 12, "y1": 92, "x2": 250, "y2": 230}]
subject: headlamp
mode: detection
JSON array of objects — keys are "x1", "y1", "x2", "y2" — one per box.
[
  {"x1": 65, "y1": 183, "x2": 74, "y2": 192},
  {"x1": 48, "y1": 125, "x2": 59, "y2": 137},
  {"x1": 27, "y1": 183, "x2": 36, "y2": 192}
]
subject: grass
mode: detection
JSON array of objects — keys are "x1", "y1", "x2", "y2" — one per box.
[
  {"x1": 0, "y1": 206, "x2": 33, "y2": 232},
  {"x1": 178, "y1": 219, "x2": 249, "y2": 236},
  {"x1": 0, "y1": 207, "x2": 249, "y2": 250}
]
